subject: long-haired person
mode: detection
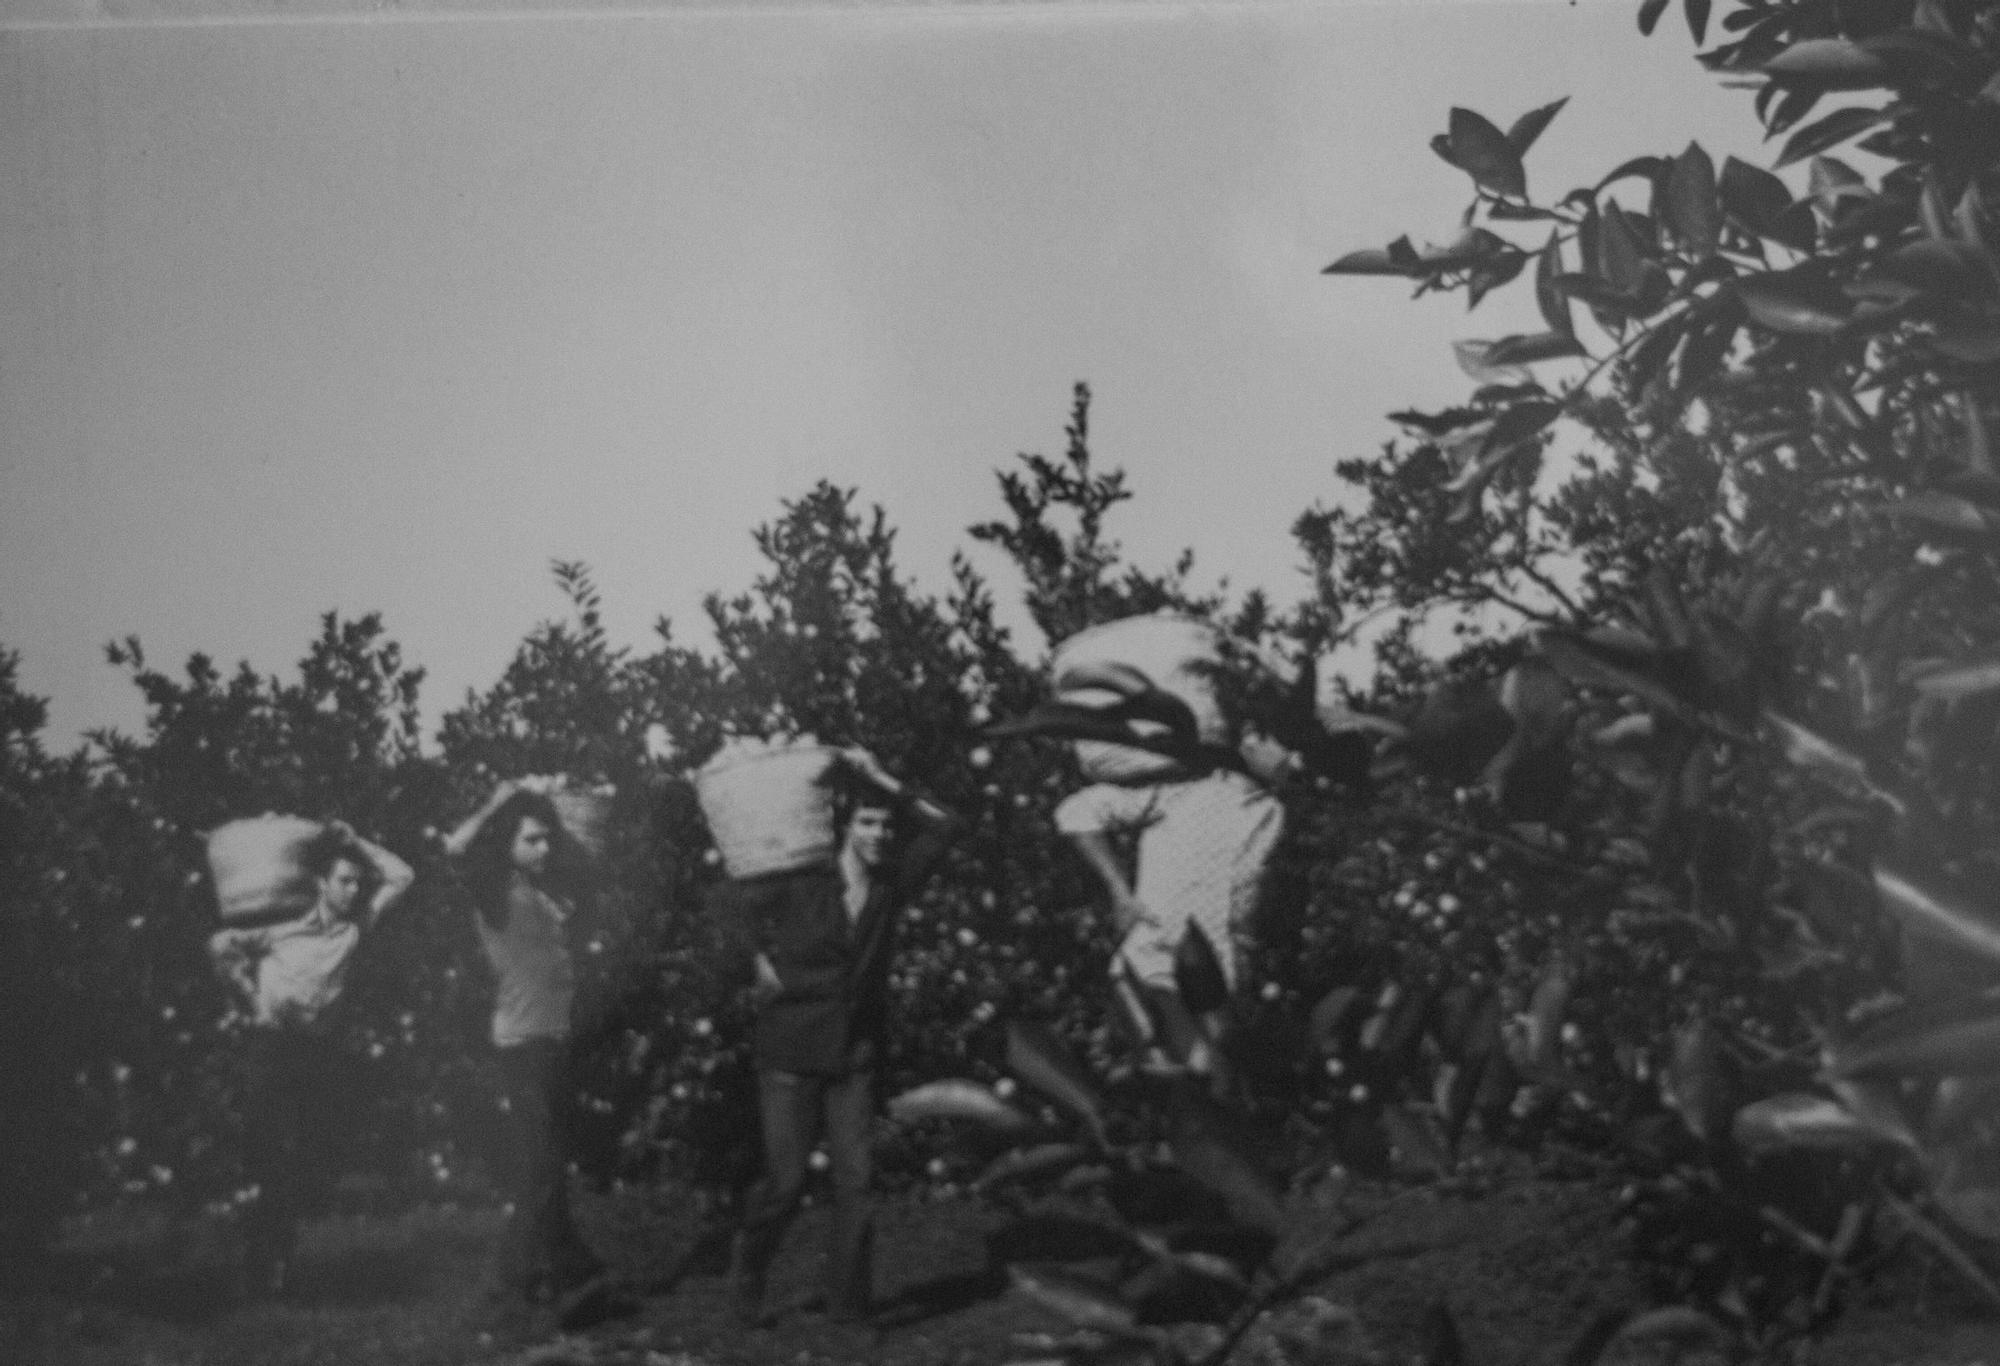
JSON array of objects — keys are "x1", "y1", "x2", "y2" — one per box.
[{"x1": 444, "y1": 781, "x2": 606, "y2": 1306}]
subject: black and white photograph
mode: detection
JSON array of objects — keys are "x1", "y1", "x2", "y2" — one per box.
[{"x1": 4, "y1": 0, "x2": 2000, "y2": 1362}]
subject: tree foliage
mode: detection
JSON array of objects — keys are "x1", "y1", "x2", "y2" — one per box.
[{"x1": 1317, "y1": 0, "x2": 2000, "y2": 1338}]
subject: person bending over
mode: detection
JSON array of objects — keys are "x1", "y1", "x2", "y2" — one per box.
[{"x1": 1056, "y1": 748, "x2": 1285, "y2": 1084}]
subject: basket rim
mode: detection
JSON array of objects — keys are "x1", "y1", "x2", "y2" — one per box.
[{"x1": 695, "y1": 741, "x2": 841, "y2": 781}]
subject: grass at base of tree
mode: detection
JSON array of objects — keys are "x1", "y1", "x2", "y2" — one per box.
[{"x1": 3, "y1": 1174, "x2": 1994, "y2": 1366}]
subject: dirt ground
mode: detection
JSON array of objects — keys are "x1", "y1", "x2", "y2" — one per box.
[{"x1": 2, "y1": 1174, "x2": 1995, "y2": 1366}]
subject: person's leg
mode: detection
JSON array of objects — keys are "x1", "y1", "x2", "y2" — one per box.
[
  {"x1": 821, "y1": 1067, "x2": 875, "y2": 1321},
  {"x1": 240, "y1": 1029, "x2": 304, "y2": 1294},
  {"x1": 731, "y1": 1069, "x2": 818, "y2": 1325},
  {"x1": 293, "y1": 1034, "x2": 349, "y2": 1224},
  {"x1": 535, "y1": 1037, "x2": 602, "y2": 1289},
  {"x1": 491, "y1": 1042, "x2": 547, "y2": 1299}
]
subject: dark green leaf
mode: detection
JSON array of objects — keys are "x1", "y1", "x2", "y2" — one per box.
[
  {"x1": 1448, "y1": 107, "x2": 1526, "y2": 199},
  {"x1": 1308, "y1": 985, "x2": 1361, "y2": 1055},
  {"x1": 1777, "y1": 105, "x2": 1891, "y2": 167},
  {"x1": 1472, "y1": 398, "x2": 1560, "y2": 462},
  {"x1": 1968, "y1": 400, "x2": 1995, "y2": 478},
  {"x1": 1518, "y1": 950, "x2": 1575, "y2": 1076},
  {"x1": 1884, "y1": 239, "x2": 1989, "y2": 295},
  {"x1": 1684, "y1": 0, "x2": 1711, "y2": 44},
  {"x1": 1958, "y1": 180, "x2": 1993, "y2": 242},
  {"x1": 1007, "y1": 1264, "x2": 1140, "y2": 1336},
  {"x1": 1418, "y1": 1299, "x2": 1467, "y2": 1366},
  {"x1": 1827, "y1": 1076, "x2": 1922, "y2": 1150},
  {"x1": 1933, "y1": 316, "x2": 2000, "y2": 364},
  {"x1": 1007, "y1": 1020, "x2": 1110, "y2": 1148},
  {"x1": 1662, "y1": 142, "x2": 1719, "y2": 257},
  {"x1": 1718, "y1": 156, "x2": 1792, "y2": 235},
  {"x1": 1880, "y1": 1195, "x2": 2000, "y2": 1313},
  {"x1": 1538, "y1": 631, "x2": 1695, "y2": 719},
  {"x1": 1535, "y1": 232, "x2": 1572, "y2": 335},
  {"x1": 1766, "y1": 82, "x2": 1824, "y2": 135},
  {"x1": 1730, "y1": 1092, "x2": 1899, "y2": 1153},
  {"x1": 1860, "y1": 26, "x2": 1972, "y2": 82},
  {"x1": 1634, "y1": 259, "x2": 1674, "y2": 314},
  {"x1": 1484, "y1": 200, "x2": 1563, "y2": 222},
  {"x1": 1881, "y1": 488, "x2": 1998, "y2": 535},
  {"x1": 1922, "y1": 1158, "x2": 2000, "y2": 1261},
  {"x1": 1168, "y1": 1099, "x2": 1289, "y2": 1237},
  {"x1": 974, "y1": 1141, "x2": 1092, "y2": 1193},
  {"x1": 1666, "y1": 1018, "x2": 1735, "y2": 1144},
  {"x1": 1387, "y1": 408, "x2": 1484, "y2": 436},
  {"x1": 1921, "y1": 169, "x2": 1955, "y2": 240},
  {"x1": 1323, "y1": 247, "x2": 1414, "y2": 277},
  {"x1": 1371, "y1": 980, "x2": 1436, "y2": 1063},
  {"x1": 1764, "y1": 37, "x2": 1892, "y2": 87},
  {"x1": 1416, "y1": 226, "x2": 1513, "y2": 272},
  {"x1": 1675, "y1": 311, "x2": 1740, "y2": 393},
  {"x1": 1595, "y1": 155, "x2": 1669, "y2": 194},
  {"x1": 1772, "y1": 199, "x2": 1820, "y2": 252},
  {"x1": 887, "y1": 1078, "x2": 1035, "y2": 1132},
  {"x1": 1736, "y1": 268, "x2": 1850, "y2": 334},
  {"x1": 1173, "y1": 919, "x2": 1231, "y2": 1015},
  {"x1": 1598, "y1": 1309, "x2": 1737, "y2": 1362},
  {"x1": 1809, "y1": 155, "x2": 1873, "y2": 213},
  {"x1": 1626, "y1": 315, "x2": 1688, "y2": 395},
  {"x1": 1505, "y1": 97, "x2": 1569, "y2": 157},
  {"x1": 1598, "y1": 202, "x2": 1647, "y2": 295},
  {"x1": 1912, "y1": 657, "x2": 2000, "y2": 703},
  {"x1": 1561, "y1": 1310, "x2": 1638, "y2": 1366},
  {"x1": 1484, "y1": 331, "x2": 1587, "y2": 367},
  {"x1": 1466, "y1": 249, "x2": 1529, "y2": 309},
  {"x1": 1831, "y1": 991, "x2": 2000, "y2": 1078},
  {"x1": 1452, "y1": 340, "x2": 1531, "y2": 387},
  {"x1": 1762, "y1": 693, "x2": 1847, "y2": 776},
  {"x1": 1382, "y1": 1103, "x2": 1454, "y2": 1179},
  {"x1": 1638, "y1": 0, "x2": 1669, "y2": 36},
  {"x1": 1871, "y1": 860, "x2": 2000, "y2": 969}
]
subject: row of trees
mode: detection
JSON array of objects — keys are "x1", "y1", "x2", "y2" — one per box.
[{"x1": 0, "y1": 399, "x2": 1244, "y2": 1263}]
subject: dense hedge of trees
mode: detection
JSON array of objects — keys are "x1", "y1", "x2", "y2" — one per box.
[{"x1": 0, "y1": 393, "x2": 1182, "y2": 1254}]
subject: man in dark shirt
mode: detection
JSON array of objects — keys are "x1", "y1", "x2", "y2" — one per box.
[{"x1": 715, "y1": 750, "x2": 956, "y2": 1328}]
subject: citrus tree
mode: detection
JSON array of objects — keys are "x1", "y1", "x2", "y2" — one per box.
[{"x1": 1314, "y1": 0, "x2": 2000, "y2": 1338}]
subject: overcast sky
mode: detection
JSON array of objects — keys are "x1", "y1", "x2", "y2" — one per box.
[{"x1": 0, "y1": 0, "x2": 1766, "y2": 746}]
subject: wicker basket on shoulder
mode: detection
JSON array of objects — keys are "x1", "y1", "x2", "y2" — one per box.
[
  {"x1": 694, "y1": 737, "x2": 841, "y2": 878},
  {"x1": 549, "y1": 783, "x2": 616, "y2": 860},
  {"x1": 206, "y1": 814, "x2": 327, "y2": 923},
  {"x1": 1053, "y1": 613, "x2": 1228, "y2": 783}
]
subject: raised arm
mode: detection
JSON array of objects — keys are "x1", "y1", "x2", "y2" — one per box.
[
  {"x1": 902, "y1": 797, "x2": 960, "y2": 890},
  {"x1": 837, "y1": 746, "x2": 962, "y2": 889},
  {"x1": 441, "y1": 780, "x2": 519, "y2": 860},
  {"x1": 354, "y1": 835, "x2": 416, "y2": 926}
]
